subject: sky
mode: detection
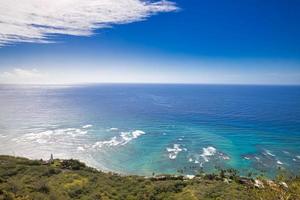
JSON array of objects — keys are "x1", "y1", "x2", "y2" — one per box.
[{"x1": 0, "y1": 0, "x2": 299, "y2": 85}]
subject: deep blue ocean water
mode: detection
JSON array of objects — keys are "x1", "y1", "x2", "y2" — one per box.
[{"x1": 0, "y1": 84, "x2": 300, "y2": 176}]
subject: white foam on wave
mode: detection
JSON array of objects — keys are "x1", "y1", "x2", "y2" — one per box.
[
  {"x1": 283, "y1": 151, "x2": 290, "y2": 155},
  {"x1": 277, "y1": 160, "x2": 283, "y2": 165},
  {"x1": 131, "y1": 130, "x2": 145, "y2": 138},
  {"x1": 92, "y1": 130, "x2": 145, "y2": 149},
  {"x1": 166, "y1": 144, "x2": 183, "y2": 160},
  {"x1": 14, "y1": 127, "x2": 89, "y2": 144},
  {"x1": 92, "y1": 136, "x2": 119, "y2": 148},
  {"x1": 222, "y1": 155, "x2": 230, "y2": 160},
  {"x1": 191, "y1": 146, "x2": 230, "y2": 164},
  {"x1": 296, "y1": 156, "x2": 300, "y2": 159},
  {"x1": 77, "y1": 146, "x2": 85, "y2": 151},
  {"x1": 107, "y1": 127, "x2": 119, "y2": 131},
  {"x1": 200, "y1": 146, "x2": 217, "y2": 162},
  {"x1": 82, "y1": 124, "x2": 93, "y2": 129},
  {"x1": 264, "y1": 150, "x2": 275, "y2": 157}
]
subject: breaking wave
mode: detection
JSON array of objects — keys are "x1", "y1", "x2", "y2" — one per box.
[
  {"x1": 263, "y1": 150, "x2": 275, "y2": 157},
  {"x1": 82, "y1": 124, "x2": 93, "y2": 129},
  {"x1": 14, "y1": 126, "x2": 90, "y2": 144},
  {"x1": 107, "y1": 127, "x2": 119, "y2": 131},
  {"x1": 92, "y1": 130, "x2": 145, "y2": 149},
  {"x1": 166, "y1": 144, "x2": 184, "y2": 160},
  {"x1": 189, "y1": 146, "x2": 230, "y2": 166},
  {"x1": 200, "y1": 146, "x2": 217, "y2": 162}
]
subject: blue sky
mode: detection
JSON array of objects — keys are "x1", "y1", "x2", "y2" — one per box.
[{"x1": 0, "y1": 0, "x2": 299, "y2": 84}]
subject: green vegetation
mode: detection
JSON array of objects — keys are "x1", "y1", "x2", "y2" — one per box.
[{"x1": 0, "y1": 155, "x2": 299, "y2": 200}]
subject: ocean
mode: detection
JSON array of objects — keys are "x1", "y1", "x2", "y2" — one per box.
[{"x1": 0, "y1": 84, "x2": 300, "y2": 177}]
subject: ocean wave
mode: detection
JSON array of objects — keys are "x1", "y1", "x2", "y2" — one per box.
[
  {"x1": 189, "y1": 146, "x2": 230, "y2": 165},
  {"x1": 283, "y1": 151, "x2": 290, "y2": 155},
  {"x1": 131, "y1": 130, "x2": 145, "y2": 138},
  {"x1": 221, "y1": 154, "x2": 230, "y2": 160},
  {"x1": 277, "y1": 160, "x2": 283, "y2": 165},
  {"x1": 107, "y1": 127, "x2": 119, "y2": 131},
  {"x1": 166, "y1": 144, "x2": 184, "y2": 160},
  {"x1": 263, "y1": 150, "x2": 275, "y2": 157},
  {"x1": 82, "y1": 124, "x2": 93, "y2": 129},
  {"x1": 92, "y1": 130, "x2": 145, "y2": 149},
  {"x1": 92, "y1": 137, "x2": 120, "y2": 148},
  {"x1": 254, "y1": 156, "x2": 260, "y2": 161},
  {"x1": 13, "y1": 127, "x2": 89, "y2": 144},
  {"x1": 247, "y1": 150, "x2": 290, "y2": 171},
  {"x1": 200, "y1": 146, "x2": 217, "y2": 162},
  {"x1": 77, "y1": 146, "x2": 85, "y2": 151}
]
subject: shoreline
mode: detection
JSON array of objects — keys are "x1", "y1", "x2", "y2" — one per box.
[
  {"x1": 1, "y1": 152, "x2": 291, "y2": 179},
  {"x1": 1, "y1": 155, "x2": 300, "y2": 199}
]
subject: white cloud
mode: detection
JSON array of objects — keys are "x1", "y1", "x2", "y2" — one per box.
[
  {"x1": 0, "y1": 68, "x2": 46, "y2": 83},
  {"x1": 0, "y1": 0, "x2": 177, "y2": 46}
]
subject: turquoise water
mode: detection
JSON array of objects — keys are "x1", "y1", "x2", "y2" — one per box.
[{"x1": 0, "y1": 84, "x2": 300, "y2": 176}]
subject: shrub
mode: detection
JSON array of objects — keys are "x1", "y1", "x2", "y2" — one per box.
[
  {"x1": 61, "y1": 159, "x2": 85, "y2": 170},
  {"x1": 0, "y1": 190, "x2": 14, "y2": 200},
  {"x1": 42, "y1": 167, "x2": 61, "y2": 177},
  {"x1": 35, "y1": 181, "x2": 50, "y2": 194}
]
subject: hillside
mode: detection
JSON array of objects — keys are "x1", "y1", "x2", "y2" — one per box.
[{"x1": 0, "y1": 155, "x2": 299, "y2": 200}]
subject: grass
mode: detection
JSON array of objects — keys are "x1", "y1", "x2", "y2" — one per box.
[{"x1": 0, "y1": 155, "x2": 299, "y2": 200}]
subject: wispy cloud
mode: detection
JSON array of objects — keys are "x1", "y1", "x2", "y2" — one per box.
[
  {"x1": 0, "y1": 68, "x2": 46, "y2": 83},
  {"x1": 0, "y1": 0, "x2": 177, "y2": 46}
]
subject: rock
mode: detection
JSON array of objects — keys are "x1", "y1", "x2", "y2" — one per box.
[
  {"x1": 186, "y1": 175, "x2": 195, "y2": 179},
  {"x1": 239, "y1": 177, "x2": 252, "y2": 186},
  {"x1": 279, "y1": 181, "x2": 288, "y2": 189},
  {"x1": 223, "y1": 178, "x2": 230, "y2": 184},
  {"x1": 254, "y1": 179, "x2": 264, "y2": 188},
  {"x1": 266, "y1": 180, "x2": 277, "y2": 188},
  {"x1": 152, "y1": 176, "x2": 166, "y2": 181}
]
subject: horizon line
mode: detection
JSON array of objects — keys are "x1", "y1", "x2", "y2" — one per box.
[{"x1": 1, "y1": 82, "x2": 300, "y2": 87}]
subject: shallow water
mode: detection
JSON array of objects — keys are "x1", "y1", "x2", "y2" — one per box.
[{"x1": 0, "y1": 84, "x2": 300, "y2": 176}]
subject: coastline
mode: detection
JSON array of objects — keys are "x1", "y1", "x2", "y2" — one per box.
[{"x1": 1, "y1": 155, "x2": 299, "y2": 199}]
